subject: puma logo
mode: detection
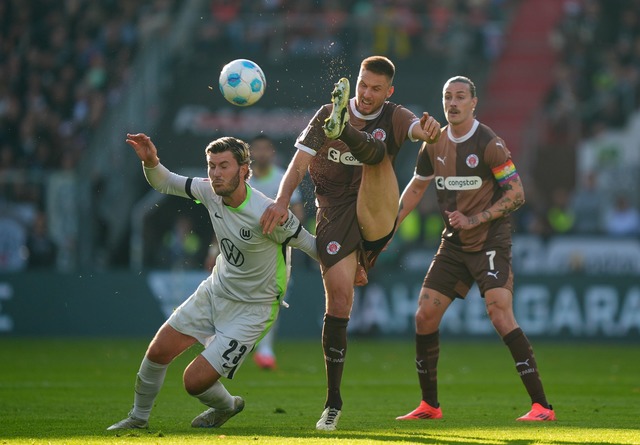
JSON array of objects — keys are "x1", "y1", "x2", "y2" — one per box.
[
  {"x1": 515, "y1": 359, "x2": 530, "y2": 367},
  {"x1": 436, "y1": 156, "x2": 446, "y2": 165},
  {"x1": 329, "y1": 347, "x2": 345, "y2": 357},
  {"x1": 415, "y1": 359, "x2": 424, "y2": 368},
  {"x1": 487, "y1": 270, "x2": 499, "y2": 279}
]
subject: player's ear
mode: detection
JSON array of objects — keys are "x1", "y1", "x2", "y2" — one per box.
[
  {"x1": 387, "y1": 85, "x2": 395, "y2": 99},
  {"x1": 240, "y1": 163, "x2": 250, "y2": 180}
]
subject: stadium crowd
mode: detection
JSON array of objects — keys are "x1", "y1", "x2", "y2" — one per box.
[
  {"x1": 197, "y1": 0, "x2": 517, "y2": 67},
  {"x1": 0, "y1": 0, "x2": 180, "y2": 270},
  {"x1": 523, "y1": 0, "x2": 640, "y2": 238},
  {"x1": 1, "y1": 0, "x2": 638, "y2": 272}
]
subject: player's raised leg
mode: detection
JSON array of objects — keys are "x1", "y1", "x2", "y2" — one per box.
[
  {"x1": 324, "y1": 78, "x2": 387, "y2": 166},
  {"x1": 323, "y1": 78, "x2": 398, "y2": 241},
  {"x1": 357, "y1": 158, "x2": 399, "y2": 242}
]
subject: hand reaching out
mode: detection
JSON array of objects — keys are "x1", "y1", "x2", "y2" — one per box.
[
  {"x1": 126, "y1": 133, "x2": 160, "y2": 168},
  {"x1": 420, "y1": 112, "x2": 441, "y2": 144}
]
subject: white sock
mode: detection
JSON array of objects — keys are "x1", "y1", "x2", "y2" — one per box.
[
  {"x1": 130, "y1": 357, "x2": 168, "y2": 420},
  {"x1": 195, "y1": 381, "x2": 234, "y2": 410}
]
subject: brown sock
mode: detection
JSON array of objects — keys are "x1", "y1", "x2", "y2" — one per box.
[
  {"x1": 322, "y1": 314, "x2": 349, "y2": 409},
  {"x1": 338, "y1": 124, "x2": 386, "y2": 165},
  {"x1": 416, "y1": 331, "x2": 440, "y2": 408},
  {"x1": 503, "y1": 327, "x2": 550, "y2": 408}
]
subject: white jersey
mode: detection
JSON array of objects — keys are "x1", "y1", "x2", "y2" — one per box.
[{"x1": 144, "y1": 163, "x2": 317, "y2": 304}]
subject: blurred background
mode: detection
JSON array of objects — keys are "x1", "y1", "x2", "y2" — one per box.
[{"x1": 1, "y1": 0, "x2": 639, "y2": 340}]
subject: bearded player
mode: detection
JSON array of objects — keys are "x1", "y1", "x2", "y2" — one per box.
[{"x1": 261, "y1": 56, "x2": 441, "y2": 430}]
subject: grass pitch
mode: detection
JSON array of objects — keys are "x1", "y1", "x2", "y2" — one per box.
[{"x1": 0, "y1": 336, "x2": 638, "y2": 445}]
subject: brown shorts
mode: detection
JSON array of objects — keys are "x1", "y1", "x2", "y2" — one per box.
[
  {"x1": 315, "y1": 202, "x2": 394, "y2": 270},
  {"x1": 423, "y1": 239, "x2": 514, "y2": 299}
]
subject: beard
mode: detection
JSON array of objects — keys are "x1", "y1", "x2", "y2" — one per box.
[{"x1": 212, "y1": 169, "x2": 242, "y2": 197}]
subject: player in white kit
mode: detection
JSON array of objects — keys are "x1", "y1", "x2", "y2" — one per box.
[{"x1": 107, "y1": 133, "x2": 318, "y2": 431}]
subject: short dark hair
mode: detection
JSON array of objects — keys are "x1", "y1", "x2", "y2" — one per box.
[
  {"x1": 361, "y1": 56, "x2": 396, "y2": 84},
  {"x1": 444, "y1": 76, "x2": 476, "y2": 98},
  {"x1": 205, "y1": 136, "x2": 251, "y2": 180}
]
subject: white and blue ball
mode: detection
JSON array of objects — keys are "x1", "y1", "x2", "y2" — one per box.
[{"x1": 218, "y1": 59, "x2": 266, "y2": 106}]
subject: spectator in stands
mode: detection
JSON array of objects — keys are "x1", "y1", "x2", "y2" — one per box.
[
  {"x1": 160, "y1": 215, "x2": 204, "y2": 269},
  {"x1": 1, "y1": 0, "x2": 179, "y2": 270},
  {"x1": 603, "y1": 194, "x2": 640, "y2": 237},
  {"x1": 569, "y1": 171, "x2": 604, "y2": 234},
  {"x1": 372, "y1": 2, "x2": 420, "y2": 59},
  {"x1": 534, "y1": 0, "x2": 640, "y2": 220},
  {"x1": 0, "y1": 215, "x2": 27, "y2": 272},
  {"x1": 546, "y1": 188, "x2": 575, "y2": 234},
  {"x1": 26, "y1": 210, "x2": 57, "y2": 269},
  {"x1": 46, "y1": 151, "x2": 79, "y2": 271}
]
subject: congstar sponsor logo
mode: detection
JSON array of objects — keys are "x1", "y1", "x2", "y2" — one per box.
[
  {"x1": 328, "y1": 148, "x2": 363, "y2": 165},
  {"x1": 435, "y1": 176, "x2": 482, "y2": 190}
]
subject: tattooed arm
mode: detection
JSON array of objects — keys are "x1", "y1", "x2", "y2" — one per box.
[{"x1": 446, "y1": 176, "x2": 525, "y2": 230}]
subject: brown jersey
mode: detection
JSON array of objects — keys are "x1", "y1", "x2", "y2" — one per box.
[
  {"x1": 296, "y1": 98, "x2": 419, "y2": 208},
  {"x1": 415, "y1": 120, "x2": 516, "y2": 252}
]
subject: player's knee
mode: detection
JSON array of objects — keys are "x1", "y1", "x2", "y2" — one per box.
[
  {"x1": 487, "y1": 307, "x2": 516, "y2": 333},
  {"x1": 415, "y1": 307, "x2": 436, "y2": 331},
  {"x1": 183, "y1": 356, "x2": 220, "y2": 395},
  {"x1": 183, "y1": 368, "x2": 208, "y2": 396},
  {"x1": 184, "y1": 381, "x2": 203, "y2": 396},
  {"x1": 327, "y1": 302, "x2": 351, "y2": 319},
  {"x1": 145, "y1": 343, "x2": 171, "y2": 365},
  {"x1": 326, "y1": 290, "x2": 353, "y2": 317}
]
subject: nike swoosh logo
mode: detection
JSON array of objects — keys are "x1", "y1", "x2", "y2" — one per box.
[{"x1": 215, "y1": 212, "x2": 222, "y2": 219}]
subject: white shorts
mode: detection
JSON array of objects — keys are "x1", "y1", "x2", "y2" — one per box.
[{"x1": 167, "y1": 274, "x2": 279, "y2": 379}]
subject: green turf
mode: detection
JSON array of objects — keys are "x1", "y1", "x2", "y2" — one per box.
[{"x1": 0, "y1": 337, "x2": 638, "y2": 444}]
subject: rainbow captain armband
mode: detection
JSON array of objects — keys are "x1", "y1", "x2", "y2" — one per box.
[{"x1": 491, "y1": 160, "x2": 519, "y2": 186}]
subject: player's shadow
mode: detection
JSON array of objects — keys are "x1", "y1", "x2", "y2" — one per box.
[
  {"x1": 220, "y1": 429, "x2": 636, "y2": 445},
  {"x1": 136, "y1": 421, "x2": 638, "y2": 445}
]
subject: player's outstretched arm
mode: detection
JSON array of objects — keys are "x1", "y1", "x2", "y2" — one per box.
[
  {"x1": 286, "y1": 221, "x2": 318, "y2": 262},
  {"x1": 126, "y1": 132, "x2": 190, "y2": 198},
  {"x1": 126, "y1": 133, "x2": 160, "y2": 168},
  {"x1": 261, "y1": 150, "x2": 312, "y2": 234}
]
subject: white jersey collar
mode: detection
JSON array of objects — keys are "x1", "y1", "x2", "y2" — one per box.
[{"x1": 447, "y1": 119, "x2": 479, "y2": 143}]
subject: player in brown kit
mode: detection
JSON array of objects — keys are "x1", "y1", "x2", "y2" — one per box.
[
  {"x1": 395, "y1": 75, "x2": 555, "y2": 422},
  {"x1": 260, "y1": 55, "x2": 441, "y2": 430}
]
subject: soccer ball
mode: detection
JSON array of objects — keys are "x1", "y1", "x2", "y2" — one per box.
[{"x1": 218, "y1": 59, "x2": 266, "y2": 106}]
